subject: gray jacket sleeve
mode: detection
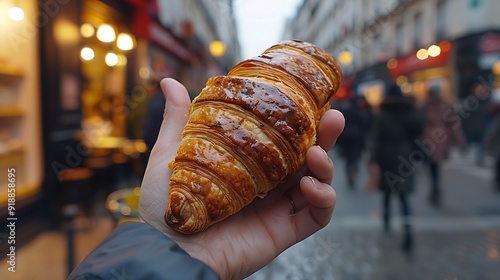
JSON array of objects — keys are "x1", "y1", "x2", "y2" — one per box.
[{"x1": 68, "y1": 222, "x2": 219, "y2": 280}]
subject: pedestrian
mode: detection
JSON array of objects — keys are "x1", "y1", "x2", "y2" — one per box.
[
  {"x1": 143, "y1": 77, "x2": 166, "y2": 151},
  {"x1": 420, "y1": 85, "x2": 466, "y2": 206},
  {"x1": 68, "y1": 78, "x2": 346, "y2": 280},
  {"x1": 485, "y1": 94, "x2": 500, "y2": 192},
  {"x1": 336, "y1": 95, "x2": 370, "y2": 188},
  {"x1": 367, "y1": 82, "x2": 425, "y2": 253}
]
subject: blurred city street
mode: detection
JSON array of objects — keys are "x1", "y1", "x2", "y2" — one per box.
[
  {"x1": 248, "y1": 147, "x2": 500, "y2": 280},
  {"x1": 1, "y1": 0, "x2": 500, "y2": 279}
]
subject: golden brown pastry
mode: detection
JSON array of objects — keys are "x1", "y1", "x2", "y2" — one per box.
[{"x1": 165, "y1": 40, "x2": 343, "y2": 234}]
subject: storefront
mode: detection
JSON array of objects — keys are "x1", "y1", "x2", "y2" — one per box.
[
  {"x1": 37, "y1": 0, "x2": 141, "y2": 227},
  {"x1": 387, "y1": 40, "x2": 452, "y2": 106},
  {"x1": 455, "y1": 30, "x2": 500, "y2": 143},
  {"x1": 354, "y1": 62, "x2": 392, "y2": 109},
  {"x1": 35, "y1": 0, "x2": 213, "y2": 228},
  {"x1": 0, "y1": 0, "x2": 44, "y2": 240}
]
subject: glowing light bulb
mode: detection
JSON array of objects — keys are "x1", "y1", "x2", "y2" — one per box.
[
  {"x1": 338, "y1": 51, "x2": 353, "y2": 66},
  {"x1": 117, "y1": 33, "x2": 135, "y2": 51},
  {"x1": 209, "y1": 41, "x2": 226, "y2": 57},
  {"x1": 428, "y1": 45, "x2": 441, "y2": 57},
  {"x1": 8, "y1": 7, "x2": 24, "y2": 21},
  {"x1": 97, "y1": 24, "x2": 116, "y2": 43},
  {"x1": 416, "y1": 49, "x2": 429, "y2": 60},
  {"x1": 80, "y1": 47, "x2": 95, "y2": 61},
  {"x1": 105, "y1": 52, "x2": 118, "y2": 66},
  {"x1": 81, "y1": 23, "x2": 95, "y2": 38}
]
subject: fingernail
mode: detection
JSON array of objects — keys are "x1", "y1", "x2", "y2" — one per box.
[
  {"x1": 308, "y1": 176, "x2": 321, "y2": 190},
  {"x1": 321, "y1": 147, "x2": 333, "y2": 166}
]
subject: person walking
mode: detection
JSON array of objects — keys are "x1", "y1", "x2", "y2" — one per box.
[
  {"x1": 367, "y1": 82, "x2": 425, "y2": 253},
  {"x1": 420, "y1": 86, "x2": 466, "y2": 206},
  {"x1": 336, "y1": 96, "x2": 370, "y2": 188},
  {"x1": 486, "y1": 98, "x2": 500, "y2": 192}
]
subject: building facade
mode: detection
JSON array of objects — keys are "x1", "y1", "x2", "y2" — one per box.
[
  {"x1": 284, "y1": 0, "x2": 500, "y2": 142},
  {"x1": 158, "y1": 0, "x2": 241, "y2": 72},
  {"x1": 285, "y1": 0, "x2": 500, "y2": 109}
]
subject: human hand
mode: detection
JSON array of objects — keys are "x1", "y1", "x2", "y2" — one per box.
[{"x1": 139, "y1": 78, "x2": 345, "y2": 280}]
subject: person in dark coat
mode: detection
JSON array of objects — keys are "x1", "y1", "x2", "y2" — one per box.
[
  {"x1": 336, "y1": 96, "x2": 370, "y2": 188},
  {"x1": 368, "y1": 82, "x2": 425, "y2": 253},
  {"x1": 143, "y1": 78, "x2": 165, "y2": 149},
  {"x1": 69, "y1": 78, "x2": 346, "y2": 280}
]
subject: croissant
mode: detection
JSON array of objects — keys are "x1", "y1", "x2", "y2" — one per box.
[{"x1": 165, "y1": 40, "x2": 343, "y2": 234}]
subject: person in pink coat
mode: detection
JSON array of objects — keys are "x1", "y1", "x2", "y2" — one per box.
[{"x1": 420, "y1": 86, "x2": 466, "y2": 206}]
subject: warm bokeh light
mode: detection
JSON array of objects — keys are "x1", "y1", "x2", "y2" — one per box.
[
  {"x1": 401, "y1": 82, "x2": 412, "y2": 94},
  {"x1": 139, "y1": 67, "x2": 150, "y2": 79},
  {"x1": 81, "y1": 23, "x2": 95, "y2": 38},
  {"x1": 209, "y1": 40, "x2": 226, "y2": 57},
  {"x1": 80, "y1": 47, "x2": 95, "y2": 61},
  {"x1": 396, "y1": 76, "x2": 408, "y2": 86},
  {"x1": 439, "y1": 40, "x2": 451, "y2": 52},
  {"x1": 428, "y1": 45, "x2": 441, "y2": 57},
  {"x1": 97, "y1": 24, "x2": 116, "y2": 43},
  {"x1": 120, "y1": 206, "x2": 131, "y2": 216},
  {"x1": 488, "y1": 247, "x2": 499, "y2": 260},
  {"x1": 338, "y1": 51, "x2": 353, "y2": 65},
  {"x1": 413, "y1": 80, "x2": 425, "y2": 93},
  {"x1": 54, "y1": 18, "x2": 80, "y2": 45},
  {"x1": 117, "y1": 33, "x2": 135, "y2": 51},
  {"x1": 336, "y1": 88, "x2": 347, "y2": 99},
  {"x1": 387, "y1": 58, "x2": 398, "y2": 69},
  {"x1": 493, "y1": 61, "x2": 500, "y2": 75},
  {"x1": 105, "y1": 52, "x2": 118, "y2": 66},
  {"x1": 116, "y1": 54, "x2": 127, "y2": 66},
  {"x1": 8, "y1": 6, "x2": 24, "y2": 21},
  {"x1": 416, "y1": 48, "x2": 429, "y2": 60}
]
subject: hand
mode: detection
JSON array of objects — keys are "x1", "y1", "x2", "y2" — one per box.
[{"x1": 139, "y1": 78, "x2": 345, "y2": 280}]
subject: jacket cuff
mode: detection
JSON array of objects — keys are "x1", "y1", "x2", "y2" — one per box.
[{"x1": 68, "y1": 222, "x2": 219, "y2": 280}]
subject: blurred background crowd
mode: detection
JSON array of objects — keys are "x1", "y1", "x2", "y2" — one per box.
[{"x1": 0, "y1": 0, "x2": 499, "y2": 279}]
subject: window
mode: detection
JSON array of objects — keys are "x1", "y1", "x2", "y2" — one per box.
[
  {"x1": 413, "y1": 12, "x2": 423, "y2": 48},
  {"x1": 396, "y1": 21, "x2": 404, "y2": 55},
  {"x1": 436, "y1": 0, "x2": 447, "y2": 40}
]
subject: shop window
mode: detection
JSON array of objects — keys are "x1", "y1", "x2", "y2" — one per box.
[{"x1": 80, "y1": 1, "x2": 134, "y2": 139}]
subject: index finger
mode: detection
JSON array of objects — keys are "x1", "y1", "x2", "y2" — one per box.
[{"x1": 316, "y1": 109, "x2": 345, "y2": 151}]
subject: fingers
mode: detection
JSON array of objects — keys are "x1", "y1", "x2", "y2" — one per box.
[
  {"x1": 294, "y1": 176, "x2": 336, "y2": 231},
  {"x1": 285, "y1": 145, "x2": 334, "y2": 213},
  {"x1": 285, "y1": 145, "x2": 336, "y2": 240},
  {"x1": 306, "y1": 146, "x2": 334, "y2": 184},
  {"x1": 316, "y1": 109, "x2": 345, "y2": 151}
]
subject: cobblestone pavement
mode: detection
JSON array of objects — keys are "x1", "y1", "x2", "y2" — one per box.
[{"x1": 247, "y1": 147, "x2": 500, "y2": 280}]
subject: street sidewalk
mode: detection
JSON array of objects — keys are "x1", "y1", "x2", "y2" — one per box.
[{"x1": 247, "y1": 146, "x2": 500, "y2": 280}]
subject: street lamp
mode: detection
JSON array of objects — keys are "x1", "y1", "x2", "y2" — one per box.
[
  {"x1": 338, "y1": 51, "x2": 353, "y2": 66},
  {"x1": 209, "y1": 40, "x2": 226, "y2": 57}
]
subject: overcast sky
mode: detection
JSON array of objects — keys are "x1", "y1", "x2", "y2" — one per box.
[{"x1": 233, "y1": 0, "x2": 304, "y2": 60}]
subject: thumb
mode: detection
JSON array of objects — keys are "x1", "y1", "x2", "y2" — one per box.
[
  {"x1": 159, "y1": 78, "x2": 192, "y2": 139},
  {"x1": 139, "y1": 78, "x2": 191, "y2": 232},
  {"x1": 154, "y1": 78, "x2": 191, "y2": 151}
]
